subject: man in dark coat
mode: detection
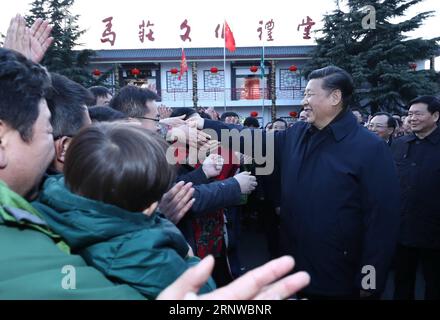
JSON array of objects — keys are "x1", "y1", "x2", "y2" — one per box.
[
  {"x1": 391, "y1": 95, "x2": 440, "y2": 300},
  {"x1": 187, "y1": 66, "x2": 400, "y2": 299}
]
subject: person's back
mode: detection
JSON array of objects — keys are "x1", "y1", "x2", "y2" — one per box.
[
  {"x1": 0, "y1": 185, "x2": 143, "y2": 299},
  {"x1": 33, "y1": 123, "x2": 216, "y2": 299}
]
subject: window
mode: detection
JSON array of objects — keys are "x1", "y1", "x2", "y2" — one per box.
[
  {"x1": 204, "y1": 70, "x2": 224, "y2": 91},
  {"x1": 232, "y1": 64, "x2": 270, "y2": 100},
  {"x1": 279, "y1": 69, "x2": 302, "y2": 90},
  {"x1": 166, "y1": 71, "x2": 188, "y2": 92}
]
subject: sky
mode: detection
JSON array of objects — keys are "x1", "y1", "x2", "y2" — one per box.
[{"x1": 1, "y1": 0, "x2": 439, "y2": 68}]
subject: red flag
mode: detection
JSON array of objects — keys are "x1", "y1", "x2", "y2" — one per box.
[
  {"x1": 225, "y1": 21, "x2": 236, "y2": 52},
  {"x1": 178, "y1": 48, "x2": 188, "y2": 80}
]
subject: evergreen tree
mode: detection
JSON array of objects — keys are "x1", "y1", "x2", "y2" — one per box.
[
  {"x1": 26, "y1": 0, "x2": 48, "y2": 25},
  {"x1": 304, "y1": 0, "x2": 440, "y2": 114},
  {"x1": 26, "y1": 0, "x2": 107, "y2": 87}
]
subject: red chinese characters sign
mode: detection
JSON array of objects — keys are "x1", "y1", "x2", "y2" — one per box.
[
  {"x1": 100, "y1": 17, "x2": 116, "y2": 46},
  {"x1": 139, "y1": 20, "x2": 155, "y2": 43},
  {"x1": 297, "y1": 16, "x2": 315, "y2": 40},
  {"x1": 97, "y1": 16, "x2": 317, "y2": 47}
]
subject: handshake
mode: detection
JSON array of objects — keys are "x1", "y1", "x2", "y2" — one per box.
[{"x1": 202, "y1": 154, "x2": 257, "y2": 195}]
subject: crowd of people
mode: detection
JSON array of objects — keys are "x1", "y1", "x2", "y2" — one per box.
[{"x1": 1, "y1": 14, "x2": 439, "y2": 300}]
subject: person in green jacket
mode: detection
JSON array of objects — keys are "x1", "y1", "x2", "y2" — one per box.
[{"x1": 33, "y1": 123, "x2": 216, "y2": 299}]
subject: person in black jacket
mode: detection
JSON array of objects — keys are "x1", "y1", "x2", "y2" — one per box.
[
  {"x1": 391, "y1": 95, "x2": 440, "y2": 300},
  {"x1": 182, "y1": 66, "x2": 400, "y2": 299}
]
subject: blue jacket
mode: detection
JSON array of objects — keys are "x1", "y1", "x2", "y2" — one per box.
[{"x1": 204, "y1": 110, "x2": 400, "y2": 296}]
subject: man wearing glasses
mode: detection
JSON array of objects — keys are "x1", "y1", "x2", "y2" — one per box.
[
  {"x1": 367, "y1": 112, "x2": 396, "y2": 146},
  {"x1": 110, "y1": 86, "x2": 162, "y2": 132}
]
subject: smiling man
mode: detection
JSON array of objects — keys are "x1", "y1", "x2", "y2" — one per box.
[
  {"x1": 190, "y1": 66, "x2": 401, "y2": 299},
  {"x1": 368, "y1": 112, "x2": 396, "y2": 145}
]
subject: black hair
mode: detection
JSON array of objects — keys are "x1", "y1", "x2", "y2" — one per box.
[
  {"x1": 89, "y1": 106, "x2": 128, "y2": 123},
  {"x1": 243, "y1": 117, "x2": 260, "y2": 128},
  {"x1": 409, "y1": 96, "x2": 440, "y2": 115},
  {"x1": 308, "y1": 66, "x2": 354, "y2": 109},
  {"x1": 109, "y1": 86, "x2": 160, "y2": 118},
  {"x1": 46, "y1": 73, "x2": 94, "y2": 139},
  {"x1": 273, "y1": 118, "x2": 288, "y2": 127},
  {"x1": 64, "y1": 123, "x2": 176, "y2": 212},
  {"x1": 89, "y1": 86, "x2": 112, "y2": 105},
  {"x1": 170, "y1": 107, "x2": 197, "y2": 120},
  {"x1": 0, "y1": 48, "x2": 51, "y2": 142},
  {"x1": 220, "y1": 112, "x2": 239, "y2": 121},
  {"x1": 372, "y1": 112, "x2": 397, "y2": 129}
]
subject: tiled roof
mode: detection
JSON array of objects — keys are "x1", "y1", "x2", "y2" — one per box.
[{"x1": 90, "y1": 46, "x2": 316, "y2": 62}]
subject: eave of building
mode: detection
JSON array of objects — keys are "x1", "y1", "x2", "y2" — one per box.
[{"x1": 89, "y1": 46, "x2": 316, "y2": 64}]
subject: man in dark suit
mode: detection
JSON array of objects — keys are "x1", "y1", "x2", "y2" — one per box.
[
  {"x1": 392, "y1": 96, "x2": 440, "y2": 300},
  {"x1": 187, "y1": 66, "x2": 401, "y2": 299}
]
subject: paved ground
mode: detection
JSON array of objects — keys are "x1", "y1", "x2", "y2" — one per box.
[{"x1": 236, "y1": 220, "x2": 425, "y2": 300}]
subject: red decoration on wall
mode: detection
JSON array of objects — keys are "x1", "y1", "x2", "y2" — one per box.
[
  {"x1": 409, "y1": 63, "x2": 417, "y2": 71},
  {"x1": 92, "y1": 69, "x2": 102, "y2": 76},
  {"x1": 250, "y1": 111, "x2": 259, "y2": 117},
  {"x1": 289, "y1": 65, "x2": 298, "y2": 72},
  {"x1": 131, "y1": 68, "x2": 140, "y2": 76},
  {"x1": 210, "y1": 67, "x2": 219, "y2": 74},
  {"x1": 170, "y1": 68, "x2": 179, "y2": 75},
  {"x1": 250, "y1": 66, "x2": 258, "y2": 73},
  {"x1": 289, "y1": 111, "x2": 298, "y2": 118}
]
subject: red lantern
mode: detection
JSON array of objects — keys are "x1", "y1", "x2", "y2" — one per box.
[
  {"x1": 250, "y1": 66, "x2": 258, "y2": 73},
  {"x1": 170, "y1": 68, "x2": 179, "y2": 75},
  {"x1": 131, "y1": 68, "x2": 140, "y2": 76},
  {"x1": 250, "y1": 111, "x2": 259, "y2": 117},
  {"x1": 210, "y1": 67, "x2": 219, "y2": 74},
  {"x1": 289, "y1": 111, "x2": 298, "y2": 118},
  {"x1": 92, "y1": 69, "x2": 102, "y2": 77},
  {"x1": 289, "y1": 65, "x2": 298, "y2": 72}
]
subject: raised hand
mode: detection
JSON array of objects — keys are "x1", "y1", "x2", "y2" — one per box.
[
  {"x1": 4, "y1": 14, "x2": 53, "y2": 63},
  {"x1": 29, "y1": 17, "x2": 53, "y2": 63},
  {"x1": 158, "y1": 104, "x2": 173, "y2": 120},
  {"x1": 157, "y1": 255, "x2": 310, "y2": 300},
  {"x1": 233, "y1": 171, "x2": 258, "y2": 194},
  {"x1": 202, "y1": 154, "x2": 224, "y2": 179},
  {"x1": 159, "y1": 181, "x2": 195, "y2": 224}
]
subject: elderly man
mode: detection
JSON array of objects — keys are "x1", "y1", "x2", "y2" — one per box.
[{"x1": 186, "y1": 66, "x2": 400, "y2": 299}]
